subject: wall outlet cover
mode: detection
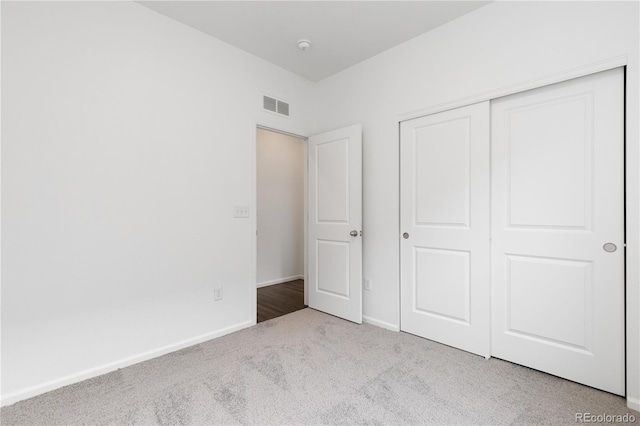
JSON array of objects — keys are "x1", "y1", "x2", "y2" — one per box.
[{"x1": 214, "y1": 287, "x2": 223, "y2": 301}]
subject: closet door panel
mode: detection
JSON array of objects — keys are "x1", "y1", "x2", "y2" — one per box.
[
  {"x1": 491, "y1": 68, "x2": 625, "y2": 396},
  {"x1": 400, "y1": 101, "x2": 490, "y2": 357}
]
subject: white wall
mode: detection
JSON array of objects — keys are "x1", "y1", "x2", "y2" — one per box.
[
  {"x1": 0, "y1": 1, "x2": 313, "y2": 404},
  {"x1": 313, "y1": 1, "x2": 640, "y2": 408},
  {"x1": 3, "y1": 0, "x2": 639, "y2": 410},
  {"x1": 256, "y1": 128, "x2": 304, "y2": 287}
]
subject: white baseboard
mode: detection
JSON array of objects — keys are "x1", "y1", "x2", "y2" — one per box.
[
  {"x1": 0, "y1": 320, "x2": 253, "y2": 407},
  {"x1": 628, "y1": 396, "x2": 640, "y2": 412},
  {"x1": 257, "y1": 275, "x2": 303, "y2": 288},
  {"x1": 363, "y1": 315, "x2": 400, "y2": 332}
]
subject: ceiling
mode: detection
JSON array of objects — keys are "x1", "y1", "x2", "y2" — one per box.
[{"x1": 136, "y1": 1, "x2": 490, "y2": 82}]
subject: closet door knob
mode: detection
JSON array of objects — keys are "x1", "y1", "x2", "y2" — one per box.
[
  {"x1": 403, "y1": 232, "x2": 409, "y2": 239},
  {"x1": 350, "y1": 230, "x2": 358, "y2": 237}
]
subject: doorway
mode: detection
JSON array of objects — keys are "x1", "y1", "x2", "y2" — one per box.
[
  {"x1": 253, "y1": 123, "x2": 363, "y2": 324},
  {"x1": 256, "y1": 127, "x2": 307, "y2": 322}
]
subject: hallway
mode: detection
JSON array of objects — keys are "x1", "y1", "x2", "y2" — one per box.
[{"x1": 257, "y1": 279, "x2": 306, "y2": 323}]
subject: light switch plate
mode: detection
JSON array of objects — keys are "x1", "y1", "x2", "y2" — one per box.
[
  {"x1": 233, "y1": 206, "x2": 250, "y2": 218},
  {"x1": 364, "y1": 278, "x2": 372, "y2": 291}
]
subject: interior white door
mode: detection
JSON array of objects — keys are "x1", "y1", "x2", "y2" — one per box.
[
  {"x1": 400, "y1": 102, "x2": 491, "y2": 357},
  {"x1": 491, "y1": 68, "x2": 625, "y2": 395},
  {"x1": 308, "y1": 124, "x2": 362, "y2": 323}
]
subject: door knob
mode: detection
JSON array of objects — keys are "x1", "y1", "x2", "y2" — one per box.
[
  {"x1": 350, "y1": 230, "x2": 358, "y2": 237},
  {"x1": 403, "y1": 232, "x2": 409, "y2": 239},
  {"x1": 603, "y1": 243, "x2": 617, "y2": 253}
]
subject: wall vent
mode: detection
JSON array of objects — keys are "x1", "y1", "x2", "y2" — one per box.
[
  {"x1": 263, "y1": 95, "x2": 277, "y2": 113},
  {"x1": 277, "y1": 100, "x2": 289, "y2": 117},
  {"x1": 263, "y1": 95, "x2": 290, "y2": 117}
]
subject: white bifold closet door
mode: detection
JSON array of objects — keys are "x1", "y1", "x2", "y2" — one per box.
[
  {"x1": 400, "y1": 101, "x2": 491, "y2": 357},
  {"x1": 491, "y1": 68, "x2": 625, "y2": 396}
]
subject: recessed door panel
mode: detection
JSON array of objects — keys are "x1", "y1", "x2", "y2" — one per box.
[
  {"x1": 414, "y1": 247, "x2": 470, "y2": 323},
  {"x1": 317, "y1": 240, "x2": 349, "y2": 298},
  {"x1": 507, "y1": 95, "x2": 593, "y2": 230},
  {"x1": 317, "y1": 138, "x2": 349, "y2": 223},
  {"x1": 414, "y1": 118, "x2": 470, "y2": 227},
  {"x1": 506, "y1": 255, "x2": 592, "y2": 350}
]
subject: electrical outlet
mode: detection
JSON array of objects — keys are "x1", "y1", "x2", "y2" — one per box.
[
  {"x1": 214, "y1": 286, "x2": 223, "y2": 301},
  {"x1": 364, "y1": 278, "x2": 372, "y2": 291}
]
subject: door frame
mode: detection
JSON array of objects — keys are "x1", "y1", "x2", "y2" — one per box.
[
  {"x1": 397, "y1": 56, "x2": 639, "y2": 409},
  {"x1": 251, "y1": 122, "x2": 311, "y2": 325}
]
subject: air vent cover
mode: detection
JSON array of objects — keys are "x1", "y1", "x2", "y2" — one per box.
[
  {"x1": 263, "y1": 95, "x2": 290, "y2": 117},
  {"x1": 277, "y1": 100, "x2": 289, "y2": 117},
  {"x1": 263, "y1": 96, "x2": 277, "y2": 113}
]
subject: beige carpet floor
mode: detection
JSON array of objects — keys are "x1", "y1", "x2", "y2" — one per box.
[{"x1": 1, "y1": 308, "x2": 637, "y2": 425}]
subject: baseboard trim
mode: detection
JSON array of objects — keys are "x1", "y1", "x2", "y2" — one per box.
[
  {"x1": 628, "y1": 396, "x2": 640, "y2": 412},
  {"x1": 363, "y1": 315, "x2": 400, "y2": 332},
  {"x1": 0, "y1": 320, "x2": 253, "y2": 407},
  {"x1": 257, "y1": 275, "x2": 303, "y2": 288}
]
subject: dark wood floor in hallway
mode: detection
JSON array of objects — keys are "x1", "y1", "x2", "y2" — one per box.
[{"x1": 257, "y1": 279, "x2": 306, "y2": 323}]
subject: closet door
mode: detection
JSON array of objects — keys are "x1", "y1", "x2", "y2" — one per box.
[
  {"x1": 491, "y1": 68, "x2": 625, "y2": 395},
  {"x1": 400, "y1": 102, "x2": 490, "y2": 357}
]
